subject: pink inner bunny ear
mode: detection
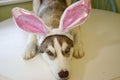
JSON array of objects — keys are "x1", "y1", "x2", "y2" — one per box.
[
  {"x1": 59, "y1": 0, "x2": 91, "y2": 31},
  {"x1": 12, "y1": 7, "x2": 48, "y2": 35}
]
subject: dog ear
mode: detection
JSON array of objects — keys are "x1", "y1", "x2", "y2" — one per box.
[
  {"x1": 12, "y1": 7, "x2": 50, "y2": 35},
  {"x1": 59, "y1": 0, "x2": 91, "y2": 32}
]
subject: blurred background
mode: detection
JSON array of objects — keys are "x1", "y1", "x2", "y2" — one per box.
[{"x1": 0, "y1": 0, "x2": 120, "y2": 22}]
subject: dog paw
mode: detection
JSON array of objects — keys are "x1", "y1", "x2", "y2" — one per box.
[
  {"x1": 73, "y1": 45, "x2": 84, "y2": 59},
  {"x1": 23, "y1": 44, "x2": 37, "y2": 60}
]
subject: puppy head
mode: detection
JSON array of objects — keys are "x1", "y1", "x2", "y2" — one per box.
[
  {"x1": 12, "y1": 0, "x2": 91, "y2": 79},
  {"x1": 39, "y1": 34, "x2": 73, "y2": 79},
  {"x1": 38, "y1": 29, "x2": 74, "y2": 79}
]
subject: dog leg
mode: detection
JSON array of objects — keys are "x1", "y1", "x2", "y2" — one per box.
[
  {"x1": 23, "y1": 34, "x2": 38, "y2": 60},
  {"x1": 71, "y1": 27, "x2": 84, "y2": 59},
  {"x1": 73, "y1": 44, "x2": 84, "y2": 59}
]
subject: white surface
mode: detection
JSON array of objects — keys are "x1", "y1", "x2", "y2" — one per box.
[
  {"x1": 0, "y1": 18, "x2": 55, "y2": 80},
  {"x1": 0, "y1": 9, "x2": 120, "y2": 80}
]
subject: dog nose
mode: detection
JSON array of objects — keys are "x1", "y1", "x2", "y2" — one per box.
[{"x1": 58, "y1": 70, "x2": 69, "y2": 78}]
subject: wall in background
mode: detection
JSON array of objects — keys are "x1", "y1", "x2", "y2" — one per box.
[
  {"x1": 115, "y1": 0, "x2": 120, "y2": 13},
  {"x1": 91, "y1": 0, "x2": 120, "y2": 13},
  {"x1": 0, "y1": 0, "x2": 120, "y2": 22},
  {"x1": 0, "y1": 1, "x2": 32, "y2": 22}
]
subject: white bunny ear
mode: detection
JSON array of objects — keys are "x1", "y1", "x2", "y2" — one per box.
[
  {"x1": 12, "y1": 7, "x2": 49, "y2": 35},
  {"x1": 59, "y1": 0, "x2": 91, "y2": 31}
]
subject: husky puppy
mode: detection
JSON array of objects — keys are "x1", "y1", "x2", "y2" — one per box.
[{"x1": 12, "y1": 0, "x2": 90, "y2": 80}]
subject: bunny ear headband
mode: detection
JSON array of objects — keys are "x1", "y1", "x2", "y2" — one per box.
[{"x1": 12, "y1": 0, "x2": 91, "y2": 40}]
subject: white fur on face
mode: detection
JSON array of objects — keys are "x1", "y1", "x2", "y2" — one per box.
[
  {"x1": 41, "y1": 37, "x2": 73, "y2": 80},
  {"x1": 47, "y1": 45, "x2": 56, "y2": 56},
  {"x1": 62, "y1": 41, "x2": 68, "y2": 52}
]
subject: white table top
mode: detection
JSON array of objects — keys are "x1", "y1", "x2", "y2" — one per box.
[{"x1": 0, "y1": 9, "x2": 120, "y2": 80}]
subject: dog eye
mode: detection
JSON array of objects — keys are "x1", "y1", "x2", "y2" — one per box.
[
  {"x1": 46, "y1": 50, "x2": 54, "y2": 56},
  {"x1": 65, "y1": 47, "x2": 70, "y2": 53}
]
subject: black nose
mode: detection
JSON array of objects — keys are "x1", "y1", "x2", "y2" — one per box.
[{"x1": 58, "y1": 70, "x2": 69, "y2": 78}]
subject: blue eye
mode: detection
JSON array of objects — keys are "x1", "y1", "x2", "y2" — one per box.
[
  {"x1": 65, "y1": 47, "x2": 70, "y2": 53},
  {"x1": 46, "y1": 50, "x2": 54, "y2": 56}
]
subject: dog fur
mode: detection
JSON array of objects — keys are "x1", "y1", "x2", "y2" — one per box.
[{"x1": 20, "y1": 0, "x2": 84, "y2": 80}]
